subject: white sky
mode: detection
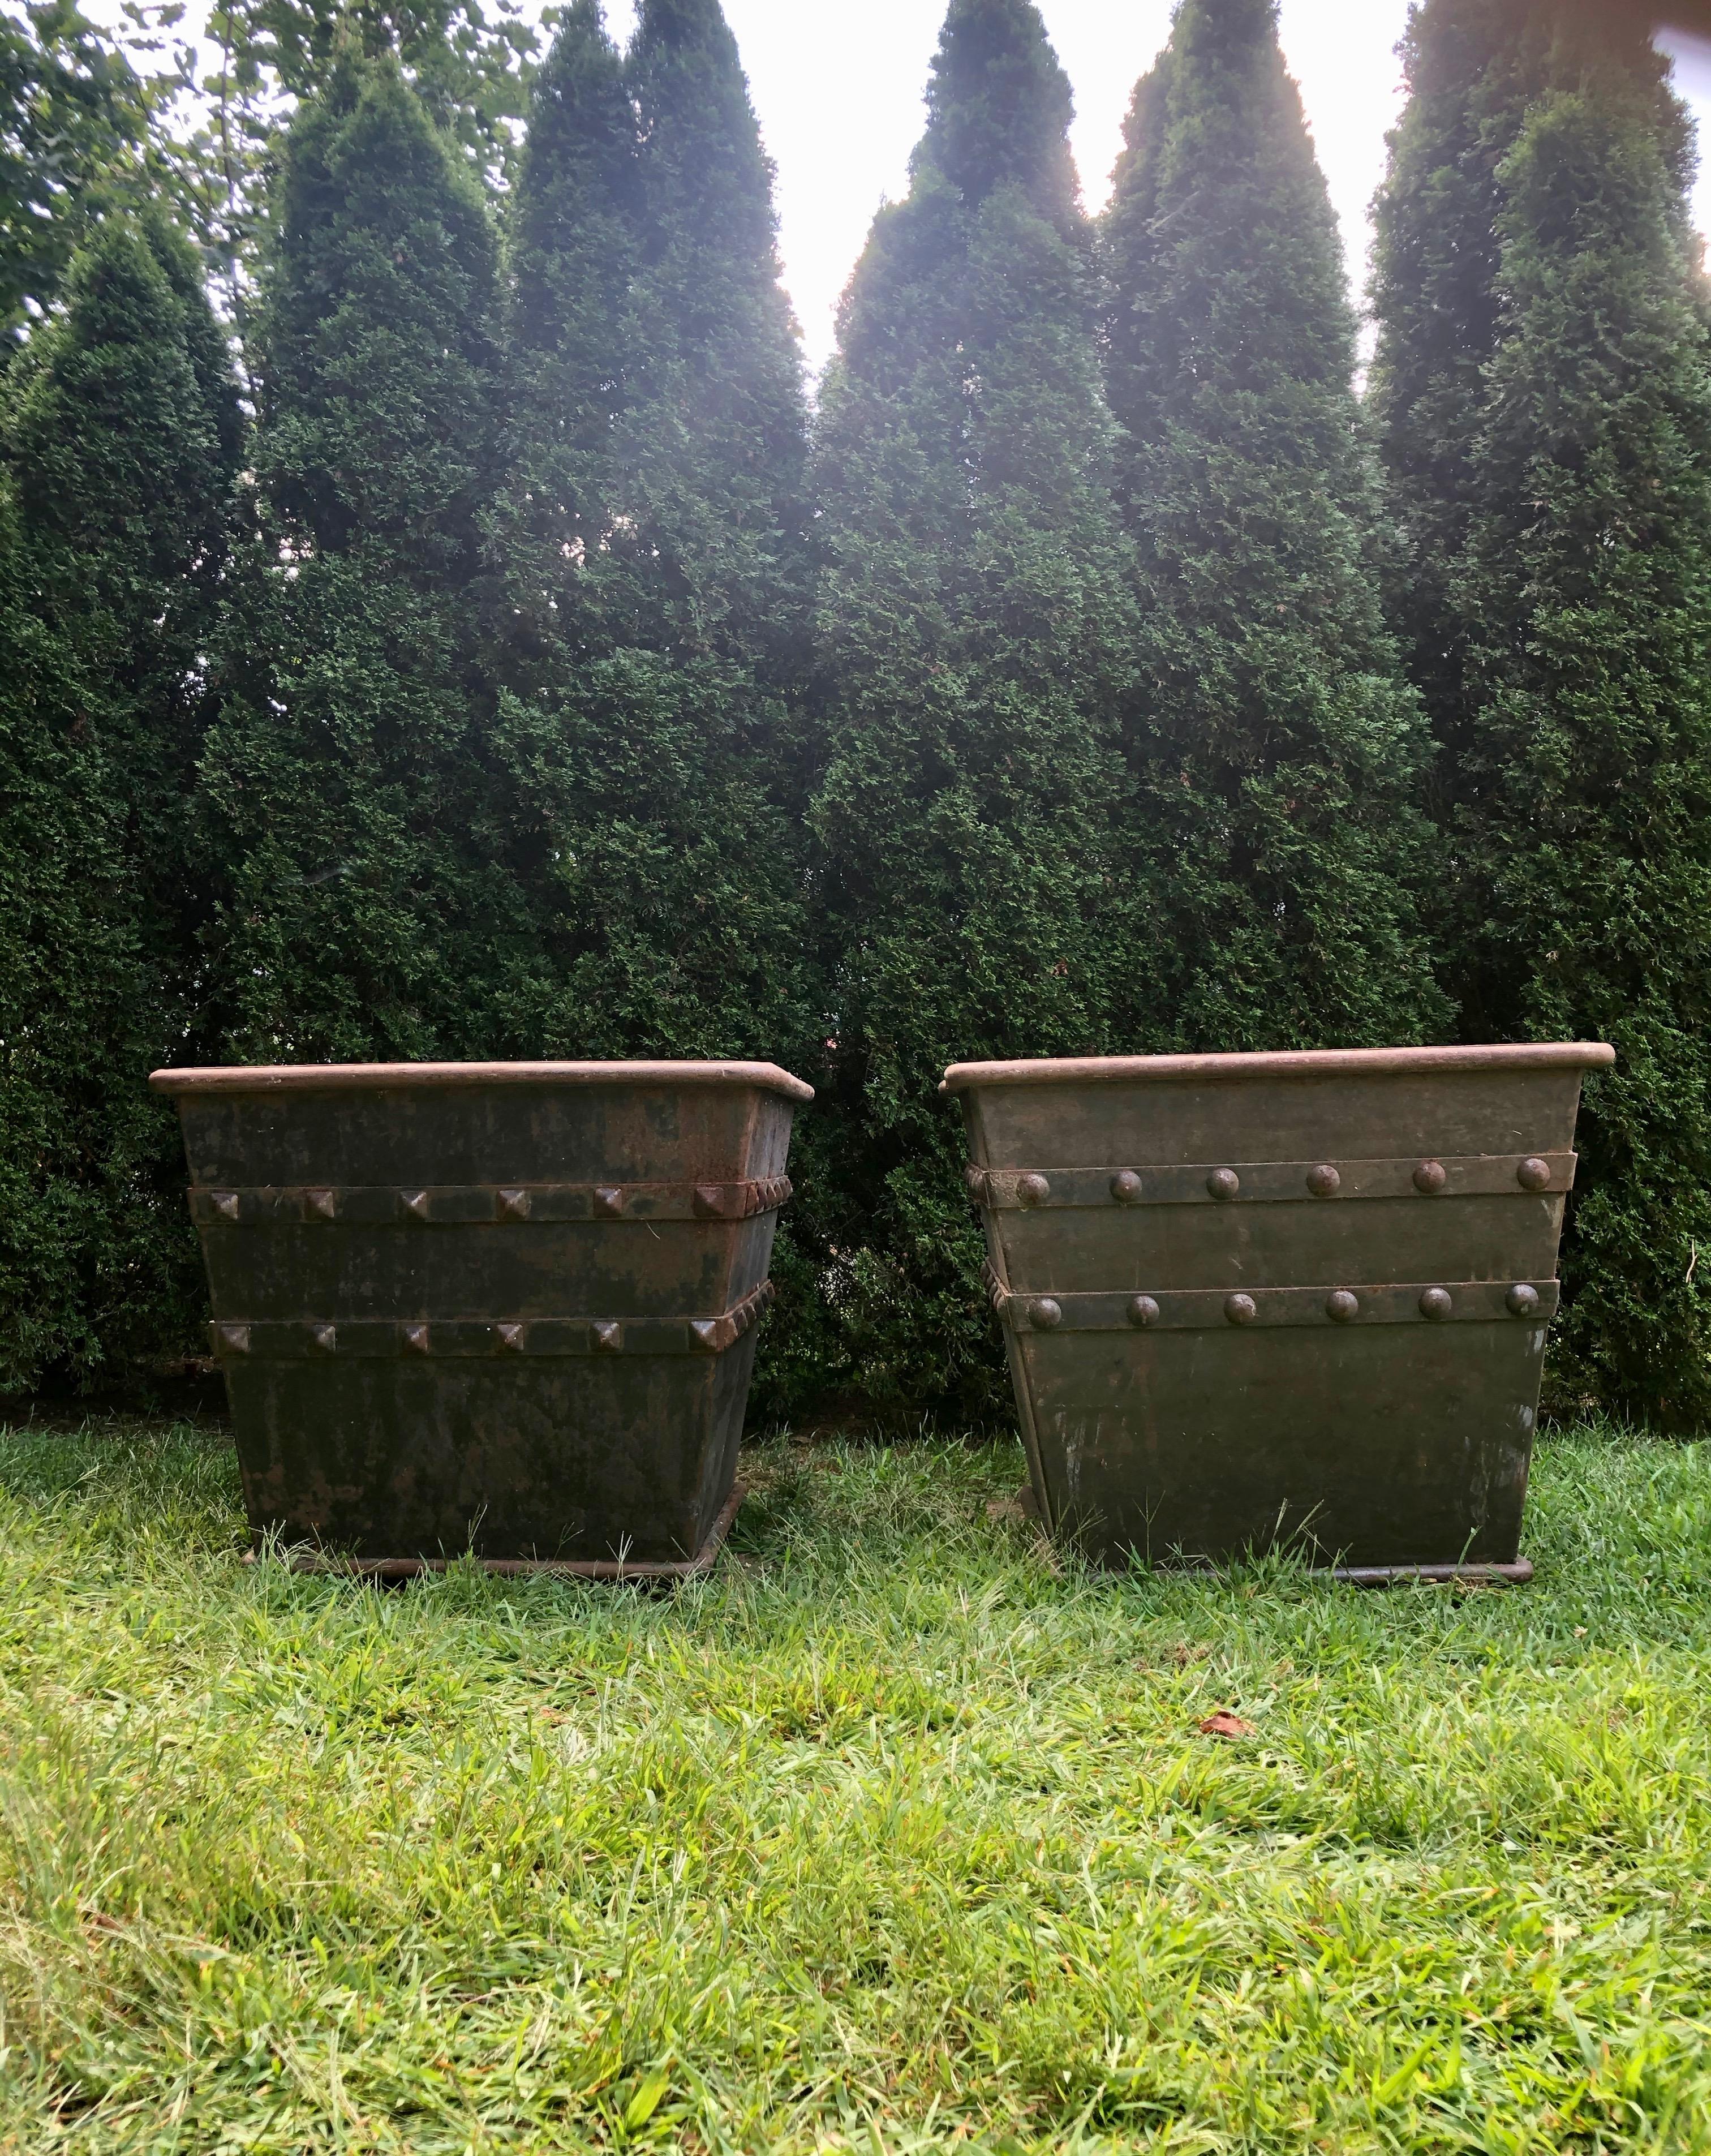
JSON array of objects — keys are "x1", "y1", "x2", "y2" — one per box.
[
  {"x1": 598, "y1": 0, "x2": 1711, "y2": 377},
  {"x1": 108, "y1": 0, "x2": 1711, "y2": 378}
]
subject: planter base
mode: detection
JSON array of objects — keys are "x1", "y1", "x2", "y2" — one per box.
[
  {"x1": 244, "y1": 1483, "x2": 746, "y2": 1583},
  {"x1": 1326, "y1": 1558, "x2": 1532, "y2": 1587}
]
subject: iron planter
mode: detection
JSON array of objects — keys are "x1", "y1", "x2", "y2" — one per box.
[
  {"x1": 944, "y1": 1043, "x2": 1613, "y2": 1578},
  {"x1": 151, "y1": 1060, "x2": 811, "y2": 1577}
]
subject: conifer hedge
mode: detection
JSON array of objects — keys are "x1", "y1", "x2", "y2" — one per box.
[
  {"x1": 7, "y1": 0, "x2": 1711, "y2": 1432},
  {"x1": 1371, "y1": 0, "x2": 1711, "y2": 1426}
]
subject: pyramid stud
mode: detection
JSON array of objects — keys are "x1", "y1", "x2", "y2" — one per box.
[
  {"x1": 403, "y1": 1191, "x2": 431, "y2": 1221},
  {"x1": 304, "y1": 1188, "x2": 336, "y2": 1221},
  {"x1": 211, "y1": 1191, "x2": 239, "y2": 1221},
  {"x1": 311, "y1": 1322, "x2": 337, "y2": 1352},
  {"x1": 496, "y1": 1187, "x2": 531, "y2": 1221},
  {"x1": 593, "y1": 1187, "x2": 625, "y2": 1218},
  {"x1": 593, "y1": 1321, "x2": 622, "y2": 1352},
  {"x1": 403, "y1": 1323, "x2": 431, "y2": 1354},
  {"x1": 215, "y1": 1321, "x2": 250, "y2": 1354},
  {"x1": 689, "y1": 1318, "x2": 721, "y2": 1350},
  {"x1": 692, "y1": 1186, "x2": 725, "y2": 1218},
  {"x1": 496, "y1": 1323, "x2": 525, "y2": 1353}
]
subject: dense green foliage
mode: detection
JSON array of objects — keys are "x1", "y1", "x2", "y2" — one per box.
[
  {"x1": 809, "y1": 0, "x2": 1146, "y2": 1420},
  {"x1": 1370, "y1": 1, "x2": 1711, "y2": 1425},
  {"x1": 488, "y1": 0, "x2": 817, "y2": 1412},
  {"x1": 5, "y1": 1418, "x2": 1711, "y2": 2146},
  {"x1": 0, "y1": 216, "x2": 238, "y2": 1392},
  {"x1": 7, "y1": 0, "x2": 1711, "y2": 1433},
  {"x1": 196, "y1": 53, "x2": 526, "y2": 1061},
  {"x1": 1102, "y1": 0, "x2": 1447, "y2": 1052}
]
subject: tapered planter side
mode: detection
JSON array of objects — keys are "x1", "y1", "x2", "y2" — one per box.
[
  {"x1": 151, "y1": 1060, "x2": 812, "y2": 1574},
  {"x1": 944, "y1": 1044, "x2": 1614, "y2": 1576}
]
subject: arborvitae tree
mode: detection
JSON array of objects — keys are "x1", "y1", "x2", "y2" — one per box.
[
  {"x1": 1102, "y1": 0, "x2": 1446, "y2": 1051},
  {"x1": 1366, "y1": 0, "x2": 1541, "y2": 781},
  {"x1": 1441, "y1": 36, "x2": 1711, "y2": 1425},
  {"x1": 488, "y1": 0, "x2": 818, "y2": 1415},
  {"x1": 199, "y1": 53, "x2": 526, "y2": 1059},
  {"x1": 809, "y1": 0, "x2": 1145, "y2": 1418},
  {"x1": 0, "y1": 217, "x2": 238, "y2": 1391}
]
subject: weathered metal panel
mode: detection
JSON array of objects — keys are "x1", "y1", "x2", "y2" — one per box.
[
  {"x1": 944, "y1": 1043, "x2": 1613, "y2": 1574},
  {"x1": 152, "y1": 1062, "x2": 810, "y2": 1573}
]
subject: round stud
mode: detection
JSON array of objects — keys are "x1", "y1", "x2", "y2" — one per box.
[
  {"x1": 1516, "y1": 1157, "x2": 1552, "y2": 1192},
  {"x1": 1413, "y1": 1160, "x2": 1448, "y2": 1195},
  {"x1": 1325, "y1": 1290, "x2": 1360, "y2": 1324},
  {"x1": 1207, "y1": 1168, "x2": 1241, "y2": 1202},
  {"x1": 1224, "y1": 1292, "x2": 1258, "y2": 1325},
  {"x1": 1306, "y1": 1164, "x2": 1342, "y2": 1199},
  {"x1": 1418, "y1": 1287, "x2": 1454, "y2": 1321},
  {"x1": 1128, "y1": 1294, "x2": 1161, "y2": 1328},
  {"x1": 1506, "y1": 1282, "x2": 1541, "y2": 1317},
  {"x1": 1110, "y1": 1170, "x2": 1143, "y2": 1204},
  {"x1": 1029, "y1": 1297, "x2": 1063, "y2": 1330},
  {"x1": 1017, "y1": 1174, "x2": 1051, "y2": 1206}
]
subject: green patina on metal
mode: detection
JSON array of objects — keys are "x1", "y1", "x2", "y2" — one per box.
[
  {"x1": 152, "y1": 1060, "x2": 811, "y2": 1577},
  {"x1": 944, "y1": 1043, "x2": 1613, "y2": 1579}
]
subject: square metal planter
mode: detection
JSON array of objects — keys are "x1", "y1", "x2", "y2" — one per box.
[
  {"x1": 152, "y1": 1060, "x2": 811, "y2": 1575},
  {"x1": 944, "y1": 1043, "x2": 1613, "y2": 1578}
]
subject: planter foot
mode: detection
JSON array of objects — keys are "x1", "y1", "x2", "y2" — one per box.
[
  {"x1": 245, "y1": 1483, "x2": 747, "y2": 1583},
  {"x1": 1325, "y1": 1557, "x2": 1533, "y2": 1587}
]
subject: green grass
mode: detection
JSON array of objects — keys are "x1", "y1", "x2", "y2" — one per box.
[{"x1": 1, "y1": 1423, "x2": 1709, "y2": 2152}]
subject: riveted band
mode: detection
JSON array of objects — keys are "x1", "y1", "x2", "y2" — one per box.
[
  {"x1": 968, "y1": 1154, "x2": 1574, "y2": 1209},
  {"x1": 979, "y1": 1265, "x2": 1557, "y2": 1332},
  {"x1": 207, "y1": 1279, "x2": 776, "y2": 1359},
  {"x1": 191, "y1": 1178, "x2": 793, "y2": 1227}
]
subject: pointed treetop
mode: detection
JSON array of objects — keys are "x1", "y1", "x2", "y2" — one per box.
[
  {"x1": 628, "y1": 0, "x2": 778, "y2": 268},
  {"x1": 915, "y1": 0, "x2": 1076, "y2": 221}
]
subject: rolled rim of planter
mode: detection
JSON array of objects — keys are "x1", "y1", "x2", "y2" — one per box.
[
  {"x1": 940, "y1": 1042, "x2": 1614, "y2": 1092},
  {"x1": 151, "y1": 1059, "x2": 814, "y2": 1101}
]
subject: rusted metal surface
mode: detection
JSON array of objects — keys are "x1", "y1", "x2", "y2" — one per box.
[
  {"x1": 151, "y1": 1062, "x2": 810, "y2": 1570},
  {"x1": 949, "y1": 1043, "x2": 1611, "y2": 1576}
]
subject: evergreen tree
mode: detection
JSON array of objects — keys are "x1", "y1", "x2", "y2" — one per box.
[
  {"x1": 1366, "y1": 0, "x2": 1541, "y2": 780},
  {"x1": 1102, "y1": 0, "x2": 1446, "y2": 1052},
  {"x1": 0, "y1": 216, "x2": 238, "y2": 1391},
  {"x1": 809, "y1": 0, "x2": 1143, "y2": 1418},
  {"x1": 1442, "y1": 33, "x2": 1711, "y2": 1425},
  {"x1": 488, "y1": 0, "x2": 818, "y2": 1414},
  {"x1": 199, "y1": 52, "x2": 525, "y2": 1060}
]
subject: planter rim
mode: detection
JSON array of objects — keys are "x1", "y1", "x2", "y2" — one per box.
[
  {"x1": 151, "y1": 1059, "x2": 814, "y2": 1103},
  {"x1": 940, "y1": 1042, "x2": 1613, "y2": 1094}
]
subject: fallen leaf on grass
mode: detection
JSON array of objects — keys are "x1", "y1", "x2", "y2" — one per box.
[
  {"x1": 985, "y1": 1497, "x2": 1029, "y2": 1525},
  {"x1": 1198, "y1": 1711, "x2": 1256, "y2": 1740},
  {"x1": 1167, "y1": 1643, "x2": 1210, "y2": 1668}
]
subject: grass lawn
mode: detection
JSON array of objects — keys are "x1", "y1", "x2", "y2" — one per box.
[{"x1": 0, "y1": 1421, "x2": 1709, "y2": 2152}]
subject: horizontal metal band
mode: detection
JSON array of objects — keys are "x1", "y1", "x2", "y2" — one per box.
[
  {"x1": 191, "y1": 1178, "x2": 791, "y2": 1227},
  {"x1": 982, "y1": 1265, "x2": 1558, "y2": 1333},
  {"x1": 208, "y1": 1280, "x2": 776, "y2": 1360},
  {"x1": 968, "y1": 1154, "x2": 1574, "y2": 1209}
]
